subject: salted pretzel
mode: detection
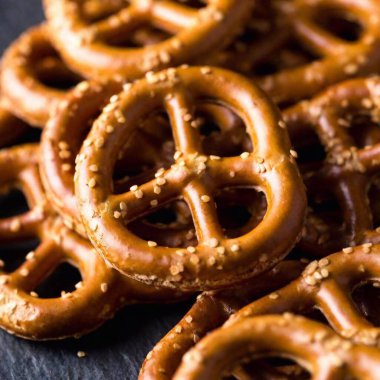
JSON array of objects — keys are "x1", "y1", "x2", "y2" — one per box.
[
  {"x1": 42, "y1": 78, "x2": 252, "y2": 238},
  {"x1": 222, "y1": 244, "x2": 380, "y2": 349},
  {"x1": 173, "y1": 314, "x2": 380, "y2": 380},
  {"x1": 139, "y1": 260, "x2": 305, "y2": 380},
  {"x1": 283, "y1": 77, "x2": 380, "y2": 256},
  {"x1": 208, "y1": 0, "x2": 380, "y2": 105},
  {"x1": 0, "y1": 144, "x2": 187, "y2": 340},
  {"x1": 75, "y1": 66, "x2": 306, "y2": 290},
  {"x1": 0, "y1": 24, "x2": 82, "y2": 127},
  {"x1": 43, "y1": 0, "x2": 253, "y2": 79},
  {"x1": 0, "y1": 105, "x2": 28, "y2": 148}
]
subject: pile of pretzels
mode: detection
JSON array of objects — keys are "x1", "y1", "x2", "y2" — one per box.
[{"x1": 2, "y1": 0, "x2": 380, "y2": 378}]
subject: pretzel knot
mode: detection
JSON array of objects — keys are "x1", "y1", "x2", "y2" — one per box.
[
  {"x1": 227, "y1": 244, "x2": 380, "y2": 348},
  {"x1": 0, "y1": 144, "x2": 188, "y2": 340},
  {"x1": 173, "y1": 314, "x2": 380, "y2": 380},
  {"x1": 0, "y1": 24, "x2": 82, "y2": 128},
  {"x1": 43, "y1": 0, "x2": 253, "y2": 79},
  {"x1": 75, "y1": 66, "x2": 306, "y2": 290},
  {"x1": 285, "y1": 77, "x2": 380, "y2": 255}
]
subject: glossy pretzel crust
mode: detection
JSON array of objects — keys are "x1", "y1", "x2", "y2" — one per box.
[{"x1": 75, "y1": 66, "x2": 306, "y2": 290}]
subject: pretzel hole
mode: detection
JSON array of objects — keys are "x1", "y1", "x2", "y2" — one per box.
[
  {"x1": 82, "y1": 0, "x2": 131, "y2": 22},
  {"x1": 215, "y1": 188, "x2": 267, "y2": 239},
  {"x1": 306, "y1": 196, "x2": 344, "y2": 240},
  {"x1": 103, "y1": 26, "x2": 172, "y2": 48},
  {"x1": 28, "y1": 40, "x2": 82, "y2": 90},
  {"x1": 129, "y1": 200, "x2": 198, "y2": 248},
  {"x1": 0, "y1": 188, "x2": 29, "y2": 219},
  {"x1": 352, "y1": 281, "x2": 380, "y2": 326},
  {"x1": 348, "y1": 115, "x2": 380, "y2": 148},
  {"x1": 312, "y1": 7, "x2": 363, "y2": 42},
  {"x1": 33, "y1": 56, "x2": 82, "y2": 90},
  {"x1": 303, "y1": 308, "x2": 330, "y2": 326},
  {"x1": 0, "y1": 239, "x2": 40, "y2": 273},
  {"x1": 16, "y1": 127, "x2": 41, "y2": 144},
  {"x1": 196, "y1": 105, "x2": 252, "y2": 157},
  {"x1": 368, "y1": 175, "x2": 380, "y2": 227},
  {"x1": 113, "y1": 113, "x2": 175, "y2": 191},
  {"x1": 254, "y1": 39, "x2": 318, "y2": 77},
  {"x1": 34, "y1": 262, "x2": 82, "y2": 298},
  {"x1": 226, "y1": 357, "x2": 310, "y2": 380}
]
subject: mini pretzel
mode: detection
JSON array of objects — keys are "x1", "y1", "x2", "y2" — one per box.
[
  {"x1": 0, "y1": 144, "x2": 188, "y2": 339},
  {"x1": 139, "y1": 260, "x2": 305, "y2": 380},
  {"x1": 75, "y1": 66, "x2": 306, "y2": 290},
  {"x1": 227, "y1": 244, "x2": 380, "y2": 348},
  {"x1": 209, "y1": 0, "x2": 380, "y2": 105},
  {"x1": 41, "y1": 78, "x2": 250, "y2": 238},
  {"x1": 284, "y1": 77, "x2": 380, "y2": 255},
  {"x1": 1, "y1": 24, "x2": 82, "y2": 127},
  {"x1": 43, "y1": 0, "x2": 253, "y2": 79},
  {"x1": 173, "y1": 314, "x2": 380, "y2": 380}
]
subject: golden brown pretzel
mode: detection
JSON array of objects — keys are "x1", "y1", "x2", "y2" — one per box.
[
  {"x1": 139, "y1": 260, "x2": 305, "y2": 380},
  {"x1": 209, "y1": 0, "x2": 380, "y2": 105},
  {"x1": 41, "y1": 77, "x2": 252, "y2": 239},
  {"x1": 75, "y1": 66, "x2": 306, "y2": 290},
  {"x1": 43, "y1": 0, "x2": 253, "y2": 79},
  {"x1": 1, "y1": 24, "x2": 82, "y2": 127},
  {"x1": 173, "y1": 314, "x2": 380, "y2": 380},
  {"x1": 227, "y1": 244, "x2": 380, "y2": 347},
  {"x1": 284, "y1": 77, "x2": 380, "y2": 256},
  {"x1": 0, "y1": 144, "x2": 187, "y2": 340}
]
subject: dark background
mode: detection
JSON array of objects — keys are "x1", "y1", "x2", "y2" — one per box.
[{"x1": 0, "y1": 1, "x2": 191, "y2": 379}]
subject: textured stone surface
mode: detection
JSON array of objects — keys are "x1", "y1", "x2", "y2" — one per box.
[{"x1": 0, "y1": 1, "x2": 191, "y2": 378}]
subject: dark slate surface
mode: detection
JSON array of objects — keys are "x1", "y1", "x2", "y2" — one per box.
[{"x1": 0, "y1": 1, "x2": 192, "y2": 379}]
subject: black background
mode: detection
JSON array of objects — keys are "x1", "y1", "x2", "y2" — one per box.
[{"x1": 0, "y1": 1, "x2": 192, "y2": 379}]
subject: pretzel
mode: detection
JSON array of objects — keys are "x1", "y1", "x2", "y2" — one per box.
[
  {"x1": 0, "y1": 105, "x2": 28, "y2": 148},
  {"x1": 224, "y1": 244, "x2": 380, "y2": 349},
  {"x1": 43, "y1": 0, "x2": 253, "y2": 79},
  {"x1": 207, "y1": 0, "x2": 380, "y2": 105},
  {"x1": 283, "y1": 76, "x2": 380, "y2": 256},
  {"x1": 75, "y1": 66, "x2": 306, "y2": 290},
  {"x1": 0, "y1": 144, "x2": 187, "y2": 340},
  {"x1": 173, "y1": 314, "x2": 380, "y2": 380},
  {"x1": 139, "y1": 260, "x2": 305, "y2": 380},
  {"x1": 41, "y1": 78, "x2": 251, "y2": 238},
  {"x1": 0, "y1": 24, "x2": 83, "y2": 127}
]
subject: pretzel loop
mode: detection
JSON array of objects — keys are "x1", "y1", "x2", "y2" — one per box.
[{"x1": 76, "y1": 66, "x2": 306, "y2": 290}]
